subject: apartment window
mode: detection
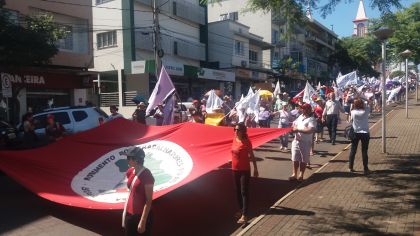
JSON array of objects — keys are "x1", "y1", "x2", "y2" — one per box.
[
  {"x1": 249, "y1": 50, "x2": 257, "y2": 64},
  {"x1": 56, "y1": 25, "x2": 73, "y2": 51},
  {"x1": 229, "y1": 12, "x2": 238, "y2": 21},
  {"x1": 173, "y1": 2, "x2": 177, "y2": 16},
  {"x1": 235, "y1": 41, "x2": 244, "y2": 56},
  {"x1": 173, "y1": 41, "x2": 178, "y2": 55},
  {"x1": 220, "y1": 14, "x2": 228, "y2": 20},
  {"x1": 272, "y1": 30, "x2": 279, "y2": 44},
  {"x1": 96, "y1": 0, "x2": 114, "y2": 5},
  {"x1": 97, "y1": 31, "x2": 117, "y2": 49}
]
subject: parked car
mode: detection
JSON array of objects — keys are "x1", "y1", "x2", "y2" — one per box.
[
  {"x1": 0, "y1": 120, "x2": 19, "y2": 148},
  {"x1": 18, "y1": 106, "x2": 108, "y2": 137}
]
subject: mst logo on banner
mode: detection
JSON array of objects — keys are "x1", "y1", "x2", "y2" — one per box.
[{"x1": 71, "y1": 140, "x2": 193, "y2": 203}]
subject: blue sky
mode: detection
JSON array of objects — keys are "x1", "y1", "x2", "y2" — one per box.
[{"x1": 312, "y1": 0, "x2": 418, "y2": 38}]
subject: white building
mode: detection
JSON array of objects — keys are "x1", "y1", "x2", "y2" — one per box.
[
  {"x1": 208, "y1": 20, "x2": 272, "y2": 98},
  {"x1": 92, "y1": 0, "x2": 230, "y2": 116},
  {"x1": 352, "y1": 0, "x2": 369, "y2": 37}
]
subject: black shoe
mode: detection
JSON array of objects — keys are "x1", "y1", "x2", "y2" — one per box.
[
  {"x1": 332, "y1": 142, "x2": 336, "y2": 145},
  {"x1": 364, "y1": 168, "x2": 370, "y2": 175}
]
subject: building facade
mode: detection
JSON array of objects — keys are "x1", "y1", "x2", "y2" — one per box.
[
  {"x1": 1, "y1": 0, "x2": 94, "y2": 123},
  {"x1": 352, "y1": 0, "x2": 369, "y2": 37}
]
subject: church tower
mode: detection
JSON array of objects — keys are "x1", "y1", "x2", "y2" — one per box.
[{"x1": 352, "y1": 0, "x2": 369, "y2": 37}]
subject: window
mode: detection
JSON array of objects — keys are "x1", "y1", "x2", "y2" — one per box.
[
  {"x1": 72, "y1": 111, "x2": 88, "y2": 122},
  {"x1": 173, "y1": 2, "x2": 177, "y2": 16},
  {"x1": 229, "y1": 12, "x2": 238, "y2": 21},
  {"x1": 357, "y1": 23, "x2": 365, "y2": 37},
  {"x1": 173, "y1": 41, "x2": 178, "y2": 55},
  {"x1": 235, "y1": 41, "x2": 244, "y2": 56},
  {"x1": 97, "y1": 31, "x2": 117, "y2": 49},
  {"x1": 56, "y1": 25, "x2": 73, "y2": 51},
  {"x1": 272, "y1": 30, "x2": 279, "y2": 44},
  {"x1": 249, "y1": 50, "x2": 257, "y2": 64},
  {"x1": 53, "y1": 112, "x2": 71, "y2": 125},
  {"x1": 96, "y1": 0, "x2": 114, "y2": 5},
  {"x1": 219, "y1": 14, "x2": 228, "y2": 20}
]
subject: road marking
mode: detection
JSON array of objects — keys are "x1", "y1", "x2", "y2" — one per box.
[{"x1": 235, "y1": 108, "x2": 396, "y2": 236}]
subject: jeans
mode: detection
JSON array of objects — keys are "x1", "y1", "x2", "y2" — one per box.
[
  {"x1": 279, "y1": 123, "x2": 289, "y2": 148},
  {"x1": 125, "y1": 212, "x2": 153, "y2": 236},
  {"x1": 326, "y1": 114, "x2": 338, "y2": 143},
  {"x1": 233, "y1": 170, "x2": 250, "y2": 216},
  {"x1": 349, "y1": 133, "x2": 370, "y2": 170}
]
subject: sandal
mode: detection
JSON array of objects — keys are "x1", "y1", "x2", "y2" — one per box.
[
  {"x1": 297, "y1": 176, "x2": 304, "y2": 182},
  {"x1": 288, "y1": 176, "x2": 297, "y2": 181},
  {"x1": 237, "y1": 216, "x2": 248, "y2": 224}
]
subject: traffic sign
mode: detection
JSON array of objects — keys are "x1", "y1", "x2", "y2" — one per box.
[{"x1": 1, "y1": 73, "x2": 13, "y2": 98}]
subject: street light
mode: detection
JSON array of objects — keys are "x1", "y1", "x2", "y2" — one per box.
[
  {"x1": 400, "y1": 49, "x2": 413, "y2": 118},
  {"x1": 373, "y1": 26, "x2": 394, "y2": 154}
]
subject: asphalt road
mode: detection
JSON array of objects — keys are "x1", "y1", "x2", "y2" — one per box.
[{"x1": 0, "y1": 113, "x2": 382, "y2": 236}]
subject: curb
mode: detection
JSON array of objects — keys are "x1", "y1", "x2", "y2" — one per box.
[{"x1": 236, "y1": 107, "x2": 397, "y2": 236}]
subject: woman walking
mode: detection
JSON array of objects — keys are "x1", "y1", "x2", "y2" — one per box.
[
  {"x1": 275, "y1": 102, "x2": 291, "y2": 151},
  {"x1": 231, "y1": 122, "x2": 259, "y2": 224},
  {"x1": 348, "y1": 98, "x2": 370, "y2": 174}
]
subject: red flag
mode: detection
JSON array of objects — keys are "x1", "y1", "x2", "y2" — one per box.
[
  {"x1": 291, "y1": 89, "x2": 304, "y2": 103},
  {"x1": 0, "y1": 119, "x2": 290, "y2": 210}
]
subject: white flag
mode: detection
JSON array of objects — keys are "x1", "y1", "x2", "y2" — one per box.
[
  {"x1": 273, "y1": 81, "x2": 281, "y2": 96},
  {"x1": 336, "y1": 71, "x2": 357, "y2": 88},
  {"x1": 146, "y1": 66, "x2": 176, "y2": 115},
  {"x1": 205, "y1": 90, "x2": 224, "y2": 113},
  {"x1": 303, "y1": 81, "x2": 317, "y2": 104}
]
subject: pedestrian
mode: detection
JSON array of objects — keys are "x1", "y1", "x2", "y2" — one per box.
[
  {"x1": 348, "y1": 98, "x2": 370, "y2": 174},
  {"x1": 275, "y1": 102, "x2": 291, "y2": 151},
  {"x1": 153, "y1": 104, "x2": 164, "y2": 126},
  {"x1": 122, "y1": 146, "x2": 154, "y2": 236},
  {"x1": 22, "y1": 112, "x2": 38, "y2": 148},
  {"x1": 231, "y1": 122, "x2": 259, "y2": 224},
  {"x1": 322, "y1": 93, "x2": 345, "y2": 145},
  {"x1": 289, "y1": 103, "x2": 316, "y2": 181},
  {"x1": 45, "y1": 114, "x2": 66, "y2": 143},
  {"x1": 108, "y1": 105, "x2": 124, "y2": 121},
  {"x1": 132, "y1": 102, "x2": 147, "y2": 125},
  {"x1": 313, "y1": 98, "x2": 325, "y2": 143},
  {"x1": 258, "y1": 105, "x2": 270, "y2": 127}
]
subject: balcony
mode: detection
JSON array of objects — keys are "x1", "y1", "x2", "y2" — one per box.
[
  {"x1": 305, "y1": 35, "x2": 334, "y2": 50},
  {"x1": 135, "y1": 31, "x2": 205, "y2": 61},
  {"x1": 136, "y1": 0, "x2": 205, "y2": 25}
]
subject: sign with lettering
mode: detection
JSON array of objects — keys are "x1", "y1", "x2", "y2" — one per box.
[
  {"x1": 197, "y1": 68, "x2": 235, "y2": 82},
  {"x1": 1, "y1": 73, "x2": 13, "y2": 97},
  {"x1": 162, "y1": 61, "x2": 184, "y2": 76}
]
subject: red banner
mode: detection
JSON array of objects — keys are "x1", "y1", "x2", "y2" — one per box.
[{"x1": 0, "y1": 119, "x2": 291, "y2": 210}]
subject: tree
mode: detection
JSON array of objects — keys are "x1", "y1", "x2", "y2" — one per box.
[
  {"x1": 0, "y1": 4, "x2": 67, "y2": 67},
  {"x1": 329, "y1": 36, "x2": 381, "y2": 77}
]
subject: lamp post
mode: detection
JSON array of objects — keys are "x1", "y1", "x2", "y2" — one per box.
[
  {"x1": 400, "y1": 49, "x2": 413, "y2": 118},
  {"x1": 373, "y1": 26, "x2": 394, "y2": 154}
]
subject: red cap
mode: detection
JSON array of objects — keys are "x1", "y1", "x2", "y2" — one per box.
[{"x1": 300, "y1": 103, "x2": 312, "y2": 110}]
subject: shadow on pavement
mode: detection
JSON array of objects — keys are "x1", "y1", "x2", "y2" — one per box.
[
  {"x1": 300, "y1": 155, "x2": 419, "y2": 235},
  {"x1": 268, "y1": 206, "x2": 315, "y2": 216}
]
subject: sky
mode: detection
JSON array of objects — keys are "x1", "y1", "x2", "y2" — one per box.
[{"x1": 311, "y1": 0, "x2": 418, "y2": 38}]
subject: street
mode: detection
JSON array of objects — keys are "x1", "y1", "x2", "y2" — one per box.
[{"x1": 0, "y1": 112, "x2": 382, "y2": 236}]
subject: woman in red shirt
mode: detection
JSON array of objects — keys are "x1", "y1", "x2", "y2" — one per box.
[
  {"x1": 122, "y1": 147, "x2": 155, "y2": 236},
  {"x1": 231, "y1": 122, "x2": 259, "y2": 224}
]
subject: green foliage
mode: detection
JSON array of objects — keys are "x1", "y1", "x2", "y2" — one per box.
[
  {"x1": 389, "y1": 70, "x2": 404, "y2": 78},
  {"x1": 329, "y1": 36, "x2": 380, "y2": 77},
  {"x1": 371, "y1": 3, "x2": 420, "y2": 66},
  {"x1": 0, "y1": 7, "x2": 67, "y2": 67}
]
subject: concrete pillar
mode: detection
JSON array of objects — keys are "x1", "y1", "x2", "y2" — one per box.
[{"x1": 118, "y1": 69, "x2": 123, "y2": 107}]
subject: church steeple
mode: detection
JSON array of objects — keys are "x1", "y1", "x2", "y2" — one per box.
[{"x1": 352, "y1": 0, "x2": 369, "y2": 37}]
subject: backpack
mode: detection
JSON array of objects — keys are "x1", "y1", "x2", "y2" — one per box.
[{"x1": 344, "y1": 125, "x2": 355, "y2": 140}]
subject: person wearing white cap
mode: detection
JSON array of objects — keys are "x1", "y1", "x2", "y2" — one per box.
[{"x1": 121, "y1": 146, "x2": 154, "y2": 236}]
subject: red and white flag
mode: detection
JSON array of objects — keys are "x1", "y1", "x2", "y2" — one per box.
[{"x1": 0, "y1": 119, "x2": 291, "y2": 210}]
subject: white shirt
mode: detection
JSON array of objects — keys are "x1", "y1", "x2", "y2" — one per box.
[
  {"x1": 351, "y1": 109, "x2": 369, "y2": 133},
  {"x1": 278, "y1": 110, "x2": 291, "y2": 126},
  {"x1": 293, "y1": 115, "x2": 316, "y2": 143},
  {"x1": 323, "y1": 100, "x2": 345, "y2": 116}
]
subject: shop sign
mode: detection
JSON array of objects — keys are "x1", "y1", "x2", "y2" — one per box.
[
  {"x1": 236, "y1": 69, "x2": 251, "y2": 79},
  {"x1": 162, "y1": 61, "x2": 184, "y2": 76},
  {"x1": 131, "y1": 61, "x2": 146, "y2": 74},
  {"x1": 1, "y1": 73, "x2": 13, "y2": 97},
  {"x1": 1, "y1": 72, "x2": 45, "y2": 85},
  {"x1": 197, "y1": 68, "x2": 235, "y2": 82}
]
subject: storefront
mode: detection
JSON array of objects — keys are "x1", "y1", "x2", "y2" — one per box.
[{"x1": 0, "y1": 69, "x2": 93, "y2": 124}]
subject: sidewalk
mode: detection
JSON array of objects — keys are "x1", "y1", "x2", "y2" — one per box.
[{"x1": 238, "y1": 98, "x2": 420, "y2": 235}]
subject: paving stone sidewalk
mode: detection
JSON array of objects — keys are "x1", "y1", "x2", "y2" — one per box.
[{"x1": 240, "y1": 99, "x2": 420, "y2": 236}]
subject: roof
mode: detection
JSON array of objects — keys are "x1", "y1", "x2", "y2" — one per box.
[{"x1": 354, "y1": 0, "x2": 368, "y2": 21}]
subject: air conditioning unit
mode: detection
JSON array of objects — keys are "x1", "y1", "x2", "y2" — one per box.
[{"x1": 241, "y1": 60, "x2": 247, "y2": 67}]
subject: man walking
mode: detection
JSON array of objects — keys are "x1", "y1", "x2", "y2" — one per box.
[{"x1": 322, "y1": 93, "x2": 345, "y2": 145}]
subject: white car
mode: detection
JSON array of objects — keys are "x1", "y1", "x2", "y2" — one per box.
[{"x1": 22, "y1": 106, "x2": 108, "y2": 136}]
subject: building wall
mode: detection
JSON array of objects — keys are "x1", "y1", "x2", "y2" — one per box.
[
  {"x1": 91, "y1": 0, "x2": 124, "y2": 72},
  {"x1": 208, "y1": 22, "x2": 234, "y2": 69},
  {"x1": 4, "y1": 0, "x2": 93, "y2": 69}
]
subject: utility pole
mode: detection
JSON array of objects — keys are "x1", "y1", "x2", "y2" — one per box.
[{"x1": 152, "y1": 0, "x2": 162, "y2": 78}]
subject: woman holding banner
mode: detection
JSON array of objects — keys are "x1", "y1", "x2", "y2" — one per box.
[
  {"x1": 231, "y1": 122, "x2": 259, "y2": 224},
  {"x1": 122, "y1": 147, "x2": 155, "y2": 236}
]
